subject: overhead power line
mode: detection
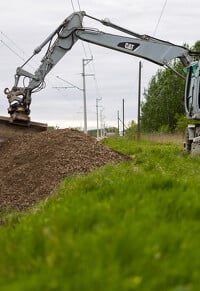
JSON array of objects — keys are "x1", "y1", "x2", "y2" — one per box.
[
  {"x1": 0, "y1": 30, "x2": 40, "y2": 70},
  {"x1": 77, "y1": 0, "x2": 81, "y2": 10},
  {"x1": 0, "y1": 39, "x2": 26, "y2": 62},
  {"x1": 56, "y1": 75, "x2": 83, "y2": 91},
  {"x1": 1, "y1": 31, "x2": 26, "y2": 56},
  {"x1": 153, "y1": 0, "x2": 168, "y2": 36},
  {"x1": 70, "y1": 0, "x2": 75, "y2": 12},
  {"x1": 69, "y1": 0, "x2": 103, "y2": 103}
]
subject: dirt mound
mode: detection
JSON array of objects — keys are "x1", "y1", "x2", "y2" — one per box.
[{"x1": 0, "y1": 129, "x2": 129, "y2": 211}]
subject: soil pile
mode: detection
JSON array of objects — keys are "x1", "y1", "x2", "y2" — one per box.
[{"x1": 0, "y1": 129, "x2": 129, "y2": 211}]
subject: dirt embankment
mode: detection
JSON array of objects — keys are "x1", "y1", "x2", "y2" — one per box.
[{"x1": 0, "y1": 128, "x2": 129, "y2": 211}]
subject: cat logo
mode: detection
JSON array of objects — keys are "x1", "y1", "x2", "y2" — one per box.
[
  {"x1": 118, "y1": 42, "x2": 139, "y2": 51},
  {"x1": 125, "y1": 43, "x2": 135, "y2": 50}
]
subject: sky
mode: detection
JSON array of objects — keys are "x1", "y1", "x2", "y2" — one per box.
[{"x1": 0, "y1": 0, "x2": 200, "y2": 130}]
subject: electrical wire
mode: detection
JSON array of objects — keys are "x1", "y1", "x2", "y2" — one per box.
[
  {"x1": 0, "y1": 16, "x2": 75, "y2": 104},
  {"x1": 69, "y1": 0, "x2": 88, "y2": 60},
  {"x1": 68, "y1": 0, "x2": 104, "y2": 126},
  {"x1": 0, "y1": 39, "x2": 26, "y2": 62},
  {"x1": 0, "y1": 30, "x2": 58, "y2": 99},
  {"x1": 1, "y1": 1, "x2": 102, "y2": 109},
  {"x1": 56, "y1": 76, "x2": 83, "y2": 91},
  {"x1": 0, "y1": 31, "x2": 27, "y2": 57},
  {"x1": 153, "y1": 0, "x2": 168, "y2": 36},
  {"x1": 73, "y1": 0, "x2": 90, "y2": 60},
  {"x1": 77, "y1": 0, "x2": 81, "y2": 11},
  {"x1": 70, "y1": 0, "x2": 75, "y2": 12},
  {"x1": 0, "y1": 31, "x2": 40, "y2": 71},
  {"x1": 74, "y1": 0, "x2": 103, "y2": 101}
]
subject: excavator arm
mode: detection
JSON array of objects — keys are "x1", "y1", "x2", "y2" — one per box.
[{"x1": 4, "y1": 11, "x2": 193, "y2": 124}]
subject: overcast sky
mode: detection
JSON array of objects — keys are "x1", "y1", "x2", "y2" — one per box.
[{"x1": 0, "y1": 0, "x2": 200, "y2": 130}]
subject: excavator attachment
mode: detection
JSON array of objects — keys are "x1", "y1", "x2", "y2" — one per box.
[
  {"x1": 4, "y1": 87, "x2": 31, "y2": 125},
  {"x1": 2, "y1": 87, "x2": 47, "y2": 133},
  {"x1": 10, "y1": 111, "x2": 30, "y2": 124}
]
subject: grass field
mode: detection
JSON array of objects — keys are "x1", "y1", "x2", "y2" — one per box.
[{"x1": 1, "y1": 137, "x2": 200, "y2": 290}]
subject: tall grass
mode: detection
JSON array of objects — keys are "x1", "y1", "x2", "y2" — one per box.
[{"x1": 1, "y1": 137, "x2": 200, "y2": 290}]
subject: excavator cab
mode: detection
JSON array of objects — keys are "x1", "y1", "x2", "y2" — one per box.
[
  {"x1": 184, "y1": 61, "x2": 200, "y2": 153},
  {"x1": 184, "y1": 61, "x2": 200, "y2": 120}
]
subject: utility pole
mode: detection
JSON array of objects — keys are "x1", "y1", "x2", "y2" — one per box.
[
  {"x1": 96, "y1": 97, "x2": 102, "y2": 139},
  {"x1": 137, "y1": 61, "x2": 142, "y2": 141},
  {"x1": 100, "y1": 107, "x2": 104, "y2": 137},
  {"x1": 117, "y1": 110, "x2": 120, "y2": 135},
  {"x1": 122, "y1": 98, "x2": 125, "y2": 136},
  {"x1": 82, "y1": 57, "x2": 93, "y2": 134}
]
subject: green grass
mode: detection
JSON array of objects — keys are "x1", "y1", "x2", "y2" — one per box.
[{"x1": 1, "y1": 137, "x2": 200, "y2": 290}]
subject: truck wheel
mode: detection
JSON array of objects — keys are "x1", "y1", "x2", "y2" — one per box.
[{"x1": 185, "y1": 129, "x2": 192, "y2": 153}]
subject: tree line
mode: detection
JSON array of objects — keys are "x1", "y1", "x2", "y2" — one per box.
[{"x1": 141, "y1": 41, "x2": 200, "y2": 133}]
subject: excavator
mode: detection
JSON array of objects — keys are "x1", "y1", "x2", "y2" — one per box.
[{"x1": 1, "y1": 11, "x2": 200, "y2": 152}]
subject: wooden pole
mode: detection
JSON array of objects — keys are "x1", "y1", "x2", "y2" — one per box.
[{"x1": 137, "y1": 61, "x2": 142, "y2": 141}]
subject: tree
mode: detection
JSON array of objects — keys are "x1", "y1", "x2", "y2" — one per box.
[
  {"x1": 191, "y1": 41, "x2": 200, "y2": 56},
  {"x1": 141, "y1": 59, "x2": 185, "y2": 132},
  {"x1": 125, "y1": 120, "x2": 137, "y2": 139},
  {"x1": 141, "y1": 41, "x2": 200, "y2": 133}
]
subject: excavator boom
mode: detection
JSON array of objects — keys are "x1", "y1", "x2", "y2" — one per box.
[{"x1": 76, "y1": 29, "x2": 190, "y2": 66}]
